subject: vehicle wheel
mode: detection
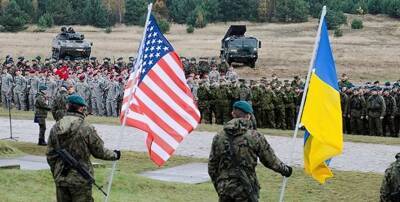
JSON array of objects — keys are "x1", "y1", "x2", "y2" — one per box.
[{"x1": 249, "y1": 60, "x2": 256, "y2": 68}]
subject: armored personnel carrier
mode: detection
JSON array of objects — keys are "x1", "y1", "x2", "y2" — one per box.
[
  {"x1": 51, "y1": 27, "x2": 92, "y2": 60},
  {"x1": 220, "y1": 25, "x2": 261, "y2": 68}
]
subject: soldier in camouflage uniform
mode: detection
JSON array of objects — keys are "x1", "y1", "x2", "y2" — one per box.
[
  {"x1": 13, "y1": 69, "x2": 27, "y2": 110},
  {"x1": 225, "y1": 66, "x2": 238, "y2": 83},
  {"x1": 28, "y1": 70, "x2": 40, "y2": 111},
  {"x1": 250, "y1": 81, "x2": 263, "y2": 128},
  {"x1": 215, "y1": 80, "x2": 231, "y2": 124},
  {"x1": 208, "y1": 66, "x2": 220, "y2": 84},
  {"x1": 208, "y1": 83, "x2": 219, "y2": 124},
  {"x1": 273, "y1": 86, "x2": 286, "y2": 129},
  {"x1": 197, "y1": 80, "x2": 211, "y2": 124},
  {"x1": 380, "y1": 153, "x2": 400, "y2": 202},
  {"x1": 349, "y1": 88, "x2": 367, "y2": 135},
  {"x1": 260, "y1": 84, "x2": 275, "y2": 128},
  {"x1": 340, "y1": 87, "x2": 350, "y2": 134},
  {"x1": 1, "y1": 68, "x2": 13, "y2": 109},
  {"x1": 105, "y1": 77, "x2": 121, "y2": 117},
  {"x1": 35, "y1": 85, "x2": 51, "y2": 145},
  {"x1": 75, "y1": 75, "x2": 91, "y2": 111},
  {"x1": 46, "y1": 95, "x2": 120, "y2": 202},
  {"x1": 239, "y1": 80, "x2": 251, "y2": 103},
  {"x1": 52, "y1": 85, "x2": 69, "y2": 121},
  {"x1": 367, "y1": 88, "x2": 386, "y2": 136},
  {"x1": 283, "y1": 85, "x2": 296, "y2": 130},
  {"x1": 208, "y1": 101, "x2": 292, "y2": 202},
  {"x1": 382, "y1": 89, "x2": 397, "y2": 137},
  {"x1": 91, "y1": 73, "x2": 106, "y2": 116},
  {"x1": 394, "y1": 88, "x2": 400, "y2": 136}
]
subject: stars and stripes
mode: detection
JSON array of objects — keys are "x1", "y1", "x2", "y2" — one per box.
[{"x1": 120, "y1": 15, "x2": 200, "y2": 166}]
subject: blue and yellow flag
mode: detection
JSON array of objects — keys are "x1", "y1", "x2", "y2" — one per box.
[{"x1": 301, "y1": 16, "x2": 343, "y2": 184}]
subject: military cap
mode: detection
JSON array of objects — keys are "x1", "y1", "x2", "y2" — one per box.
[
  {"x1": 68, "y1": 95, "x2": 87, "y2": 106},
  {"x1": 129, "y1": 56, "x2": 135, "y2": 61},
  {"x1": 238, "y1": 78, "x2": 245, "y2": 82},
  {"x1": 373, "y1": 80, "x2": 380, "y2": 84},
  {"x1": 32, "y1": 59, "x2": 37, "y2": 62},
  {"x1": 90, "y1": 57, "x2": 97, "y2": 60},
  {"x1": 117, "y1": 57, "x2": 123, "y2": 61},
  {"x1": 396, "y1": 153, "x2": 400, "y2": 159},
  {"x1": 384, "y1": 81, "x2": 391, "y2": 86},
  {"x1": 36, "y1": 56, "x2": 41, "y2": 61},
  {"x1": 79, "y1": 75, "x2": 85, "y2": 80},
  {"x1": 39, "y1": 85, "x2": 47, "y2": 91},
  {"x1": 18, "y1": 56, "x2": 24, "y2": 61},
  {"x1": 233, "y1": 101, "x2": 253, "y2": 114},
  {"x1": 45, "y1": 58, "x2": 50, "y2": 61},
  {"x1": 29, "y1": 69, "x2": 35, "y2": 74}
]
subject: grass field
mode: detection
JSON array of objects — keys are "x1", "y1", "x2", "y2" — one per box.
[
  {"x1": 1, "y1": 108, "x2": 399, "y2": 146},
  {"x1": 0, "y1": 141, "x2": 384, "y2": 202},
  {"x1": 0, "y1": 14, "x2": 399, "y2": 81}
]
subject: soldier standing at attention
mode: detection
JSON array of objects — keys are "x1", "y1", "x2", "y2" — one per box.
[
  {"x1": 51, "y1": 85, "x2": 69, "y2": 121},
  {"x1": 380, "y1": 153, "x2": 400, "y2": 202},
  {"x1": 367, "y1": 87, "x2": 386, "y2": 136},
  {"x1": 46, "y1": 95, "x2": 121, "y2": 202},
  {"x1": 382, "y1": 89, "x2": 397, "y2": 137},
  {"x1": 35, "y1": 85, "x2": 51, "y2": 146},
  {"x1": 349, "y1": 88, "x2": 367, "y2": 135},
  {"x1": 1, "y1": 68, "x2": 13, "y2": 109},
  {"x1": 208, "y1": 101, "x2": 292, "y2": 202},
  {"x1": 13, "y1": 69, "x2": 27, "y2": 110}
]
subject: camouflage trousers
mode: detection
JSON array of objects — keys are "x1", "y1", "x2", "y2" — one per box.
[
  {"x1": 395, "y1": 115, "x2": 400, "y2": 137},
  {"x1": 1, "y1": 90, "x2": 12, "y2": 109},
  {"x1": 217, "y1": 179, "x2": 259, "y2": 202},
  {"x1": 56, "y1": 185, "x2": 93, "y2": 202},
  {"x1": 382, "y1": 116, "x2": 395, "y2": 137},
  {"x1": 13, "y1": 91, "x2": 26, "y2": 110},
  {"x1": 216, "y1": 101, "x2": 230, "y2": 125},
  {"x1": 28, "y1": 91, "x2": 36, "y2": 111},
  {"x1": 350, "y1": 116, "x2": 364, "y2": 135},
  {"x1": 274, "y1": 106, "x2": 286, "y2": 129},
  {"x1": 369, "y1": 117, "x2": 383, "y2": 136},
  {"x1": 260, "y1": 108, "x2": 275, "y2": 129}
]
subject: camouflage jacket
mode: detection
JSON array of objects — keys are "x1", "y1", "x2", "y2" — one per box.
[
  {"x1": 208, "y1": 118, "x2": 287, "y2": 197},
  {"x1": 46, "y1": 112, "x2": 117, "y2": 187},
  {"x1": 35, "y1": 91, "x2": 51, "y2": 118},
  {"x1": 367, "y1": 95, "x2": 386, "y2": 118},
  {"x1": 380, "y1": 158, "x2": 400, "y2": 202},
  {"x1": 349, "y1": 95, "x2": 367, "y2": 117},
  {"x1": 383, "y1": 95, "x2": 397, "y2": 116},
  {"x1": 51, "y1": 89, "x2": 68, "y2": 121}
]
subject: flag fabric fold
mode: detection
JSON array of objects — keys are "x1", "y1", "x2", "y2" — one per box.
[
  {"x1": 301, "y1": 16, "x2": 343, "y2": 184},
  {"x1": 120, "y1": 15, "x2": 200, "y2": 166}
]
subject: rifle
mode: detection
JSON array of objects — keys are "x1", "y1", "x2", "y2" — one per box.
[
  {"x1": 54, "y1": 121, "x2": 108, "y2": 196},
  {"x1": 227, "y1": 135, "x2": 258, "y2": 202},
  {"x1": 56, "y1": 148, "x2": 108, "y2": 196}
]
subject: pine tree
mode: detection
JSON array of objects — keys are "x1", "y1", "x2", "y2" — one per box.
[
  {"x1": 45, "y1": 0, "x2": 73, "y2": 25},
  {"x1": 124, "y1": 0, "x2": 147, "y2": 25},
  {"x1": 0, "y1": 0, "x2": 29, "y2": 32},
  {"x1": 15, "y1": 0, "x2": 34, "y2": 21}
]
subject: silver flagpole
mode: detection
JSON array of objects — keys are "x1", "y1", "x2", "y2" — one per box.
[
  {"x1": 278, "y1": 5, "x2": 327, "y2": 202},
  {"x1": 103, "y1": 3, "x2": 153, "y2": 202}
]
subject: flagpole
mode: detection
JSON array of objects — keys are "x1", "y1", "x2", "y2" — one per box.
[
  {"x1": 278, "y1": 6, "x2": 327, "y2": 202},
  {"x1": 103, "y1": 3, "x2": 153, "y2": 202}
]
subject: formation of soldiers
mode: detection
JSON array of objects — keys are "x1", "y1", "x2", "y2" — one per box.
[
  {"x1": 0, "y1": 55, "x2": 132, "y2": 117},
  {"x1": 186, "y1": 58, "x2": 400, "y2": 138},
  {"x1": 1, "y1": 55, "x2": 399, "y2": 138}
]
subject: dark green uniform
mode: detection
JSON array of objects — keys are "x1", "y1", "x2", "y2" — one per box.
[
  {"x1": 367, "y1": 94, "x2": 386, "y2": 136},
  {"x1": 260, "y1": 88, "x2": 276, "y2": 128},
  {"x1": 274, "y1": 90, "x2": 286, "y2": 129},
  {"x1": 46, "y1": 112, "x2": 118, "y2": 202},
  {"x1": 197, "y1": 83, "x2": 211, "y2": 124},
  {"x1": 380, "y1": 153, "x2": 400, "y2": 202},
  {"x1": 251, "y1": 86, "x2": 263, "y2": 128},
  {"x1": 283, "y1": 89, "x2": 296, "y2": 130},
  {"x1": 35, "y1": 91, "x2": 51, "y2": 145},
  {"x1": 382, "y1": 94, "x2": 397, "y2": 137},
  {"x1": 349, "y1": 94, "x2": 366, "y2": 135},
  {"x1": 394, "y1": 91, "x2": 400, "y2": 136},
  {"x1": 340, "y1": 92, "x2": 350, "y2": 134},
  {"x1": 208, "y1": 118, "x2": 290, "y2": 202},
  {"x1": 216, "y1": 84, "x2": 231, "y2": 124}
]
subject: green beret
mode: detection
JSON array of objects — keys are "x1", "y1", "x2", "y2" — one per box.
[
  {"x1": 396, "y1": 153, "x2": 400, "y2": 159},
  {"x1": 233, "y1": 101, "x2": 253, "y2": 114},
  {"x1": 39, "y1": 85, "x2": 47, "y2": 91},
  {"x1": 68, "y1": 95, "x2": 87, "y2": 106}
]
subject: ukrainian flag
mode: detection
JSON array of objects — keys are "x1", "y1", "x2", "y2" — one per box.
[{"x1": 301, "y1": 16, "x2": 343, "y2": 184}]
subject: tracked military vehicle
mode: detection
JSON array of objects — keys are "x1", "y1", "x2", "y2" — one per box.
[
  {"x1": 220, "y1": 25, "x2": 261, "y2": 68},
  {"x1": 51, "y1": 27, "x2": 92, "y2": 60}
]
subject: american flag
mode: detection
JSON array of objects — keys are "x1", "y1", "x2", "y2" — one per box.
[{"x1": 120, "y1": 15, "x2": 201, "y2": 166}]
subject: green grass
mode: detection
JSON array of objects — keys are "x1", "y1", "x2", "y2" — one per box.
[
  {"x1": 1, "y1": 108, "x2": 399, "y2": 145},
  {"x1": 0, "y1": 141, "x2": 384, "y2": 202}
]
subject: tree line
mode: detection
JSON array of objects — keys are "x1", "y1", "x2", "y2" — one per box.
[{"x1": 0, "y1": 0, "x2": 399, "y2": 32}]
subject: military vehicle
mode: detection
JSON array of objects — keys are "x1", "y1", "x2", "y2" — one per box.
[
  {"x1": 220, "y1": 25, "x2": 261, "y2": 68},
  {"x1": 51, "y1": 27, "x2": 92, "y2": 60}
]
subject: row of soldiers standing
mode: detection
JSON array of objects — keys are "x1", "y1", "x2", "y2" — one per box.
[{"x1": 0, "y1": 57, "x2": 130, "y2": 118}]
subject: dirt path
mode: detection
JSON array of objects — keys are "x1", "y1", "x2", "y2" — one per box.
[{"x1": 1, "y1": 117, "x2": 398, "y2": 173}]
